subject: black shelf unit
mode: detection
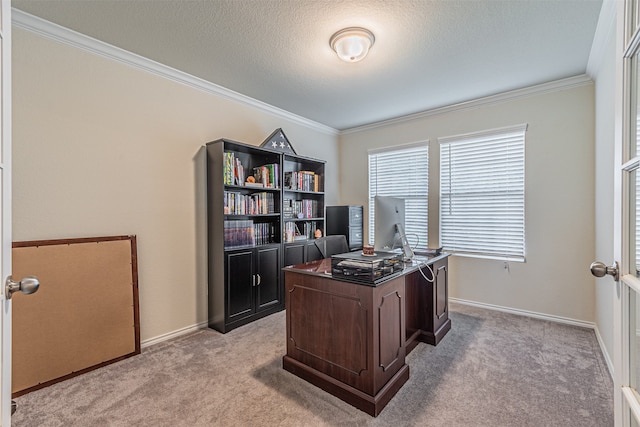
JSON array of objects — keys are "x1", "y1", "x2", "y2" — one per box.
[
  {"x1": 281, "y1": 153, "x2": 325, "y2": 267},
  {"x1": 206, "y1": 138, "x2": 325, "y2": 333}
]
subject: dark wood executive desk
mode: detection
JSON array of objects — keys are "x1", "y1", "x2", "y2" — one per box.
[{"x1": 282, "y1": 253, "x2": 450, "y2": 416}]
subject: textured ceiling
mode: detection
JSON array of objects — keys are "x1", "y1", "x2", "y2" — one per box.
[{"x1": 13, "y1": 0, "x2": 603, "y2": 131}]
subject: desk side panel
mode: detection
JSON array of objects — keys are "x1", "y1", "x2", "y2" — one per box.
[
  {"x1": 284, "y1": 271, "x2": 406, "y2": 397},
  {"x1": 375, "y1": 280, "x2": 405, "y2": 394},
  {"x1": 285, "y1": 272, "x2": 371, "y2": 391}
]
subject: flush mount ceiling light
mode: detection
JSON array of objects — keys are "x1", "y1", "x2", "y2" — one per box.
[{"x1": 329, "y1": 27, "x2": 375, "y2": 63}]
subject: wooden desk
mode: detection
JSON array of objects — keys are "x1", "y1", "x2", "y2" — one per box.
[
  {"x1": 282, "y1": 254, "x2": 450, "y2": 416},
  {"x1": 405, "y1": 255, "x2": 451, "y2": 352}
]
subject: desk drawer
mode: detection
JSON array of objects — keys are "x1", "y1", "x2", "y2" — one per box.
[
  {"x1": 349, "y1": 206, "x2": 363, "y2": 225},
  {"x1": 349, "y1": 228, "x2": 363, "y2": 249}
]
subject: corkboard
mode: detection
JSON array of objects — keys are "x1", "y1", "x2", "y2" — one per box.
[{"x1": 11, "y1": 236, "x2": 140, "y2": 396}]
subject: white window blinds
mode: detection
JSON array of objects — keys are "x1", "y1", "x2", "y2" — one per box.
[
  {"x1": 368, "y1": 143, "x2": 429, "y2": 251},
  {"x1": 439, "y1": 124, "x2": 526, "y2": 261}
]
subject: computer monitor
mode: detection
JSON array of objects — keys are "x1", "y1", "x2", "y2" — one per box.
[{"x1": 374, "y1": 196, "x2": 414, "y2": 260}]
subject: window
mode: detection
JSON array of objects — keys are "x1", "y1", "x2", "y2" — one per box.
[
  {"x1": 439, "y1": 124, "x2": 526, "y2": 261},
  {"x1": 368, "y1": 143, "x2": 429, "y2": 251}
]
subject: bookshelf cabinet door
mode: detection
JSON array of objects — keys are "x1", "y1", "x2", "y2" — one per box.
[
  {"x1": 283, "y1": 242, "x2": 305, "y2": 267},
  {"x1": 255, "y1": 245, "x2": 281, "y2": 310},
  {"x1": 225, "y1": 250, "x2": 255, "y2": 322}
]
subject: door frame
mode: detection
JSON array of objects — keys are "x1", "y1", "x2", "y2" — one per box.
[
  {"x1": 0, "y1": 0, "x2": 13, "y2": 424},
  {"x1": 615, "y1": 0, "x2": 640, "y2": 424}
]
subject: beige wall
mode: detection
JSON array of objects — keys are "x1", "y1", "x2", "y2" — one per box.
[
  {"x1": 12, "y1": 29, "x2": 340, "y2": 343},
  {"x1": 339, "y1": 84, "x2": 596, "y2": 322},
  {"x1": 12, "y1": 17, "x2": 601, "y2": 343}
]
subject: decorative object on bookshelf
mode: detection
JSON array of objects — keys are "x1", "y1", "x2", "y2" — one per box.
[
  {"x1": 315, "y1": 229, "x2": 323, "y2": 238},
  {"x1": 260, "y1": 128, "x2": 297, "y2": 154}
]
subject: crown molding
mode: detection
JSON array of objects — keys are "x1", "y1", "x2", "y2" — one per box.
[
  {"x1": 13, "y1": 8, "x2": 595, "y2": 139},
  {"x1": 586, "y1": 0, "x2": 616, "y2": 78},
  {"x1": 341, "y1": 74, "x2": 594, "y2": 135},
  {"x1": 11, "y1": 8, "x2": 339, "y2": 136}
]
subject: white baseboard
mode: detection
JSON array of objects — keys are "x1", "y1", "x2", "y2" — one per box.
[
  {"x1": 450, "y1": 298, "x2": 595, "y2": 328},
  {"x1": 141, "y1": 320, "x2": 209, "y2": 349},
  {"x1": 594, "y1": 325, "x2": 614, "y2": 379},
  {"x1": 450, "y1": 298, "x2": 614, "y2": 379}
]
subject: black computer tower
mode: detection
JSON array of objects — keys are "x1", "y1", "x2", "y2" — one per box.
[{"x1": 326, "y1": 205, "x2": 363, "y2": 251}]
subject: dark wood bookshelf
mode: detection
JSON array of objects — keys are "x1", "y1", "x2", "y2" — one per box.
[{"x1": 206, "y1": 138, "x2": 325, "y2": 333}]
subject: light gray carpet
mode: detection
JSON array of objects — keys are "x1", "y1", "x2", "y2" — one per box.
[{"x1": 12, "y1": 302, "x2": 613, "y2": 426}]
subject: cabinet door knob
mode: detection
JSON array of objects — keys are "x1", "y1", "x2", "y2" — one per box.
[{"x1": 256, "y1": 274, "x2": 261, "y2": 286}]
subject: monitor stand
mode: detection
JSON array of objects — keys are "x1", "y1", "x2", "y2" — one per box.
[{"x1": 395, "y1": 223, "x2": 414, "y2": 262}]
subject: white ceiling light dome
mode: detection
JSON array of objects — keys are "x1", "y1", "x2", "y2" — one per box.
[{"x1": 329, "y1": 27, "x2": 375, "y2": 63}]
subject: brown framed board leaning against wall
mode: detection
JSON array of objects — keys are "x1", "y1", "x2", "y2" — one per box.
[{"x1": 11, "y1": 235, "x2": 140, "y2": 397}]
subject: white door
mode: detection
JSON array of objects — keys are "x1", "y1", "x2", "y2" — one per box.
[
  {"x1": 602, "y1": 0, "x2": 640, "y2": 425},
  {"x1": 0, "y1": 0, "x2": 12, "y2": 425}
]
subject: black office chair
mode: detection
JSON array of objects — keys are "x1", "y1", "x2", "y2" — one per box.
[
  {"x1": 315, "y1": 235, "x2": 349, "y2": 258},
  {"x1": 306, "y1": 241, "x2": 324, "y2": 262}
]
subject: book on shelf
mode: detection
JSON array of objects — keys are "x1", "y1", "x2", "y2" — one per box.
[
  {"x1": 223, "y1": 152, "x2": 249, "y2": 186},
  {"x1": 223, "y1": 220, "x2": 256, "y2": 248},
  {"x1": 253, "y1": 222, "x2": 276, "y2": 246},
  {"x1": 253, "y1": 163, "x2": 279, "y2": 188},
  {"x1": 283, "y1": 222, "x2": 300, "y2": 243},
  {"x1": 302, "y1": 221, "x2": 318, "y2": 240},
  {"x1": 283, "y1": 198, "x2": 294, "y2": 218},
  {"x1": 283, "y1": 220, "x2": 318, "y2": 242},
  {"x1": 224, "y1": 191, "x2": 277, "y2": 215},
  {"x1": 224, "y1": 220, "x2": 277, "y2": 247},
  {"x1": 223, "y1": 152, "x2": 234, "y2": 185},
  {"x1": 234, "y1": 158, "x2": 245, "y2": 185},
  {"x1": 283, "y1": 198, "x2": 319, "y2": 219},
  {"x1": 284, "y1": 171, "x2": 321, "y2": 192}
]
